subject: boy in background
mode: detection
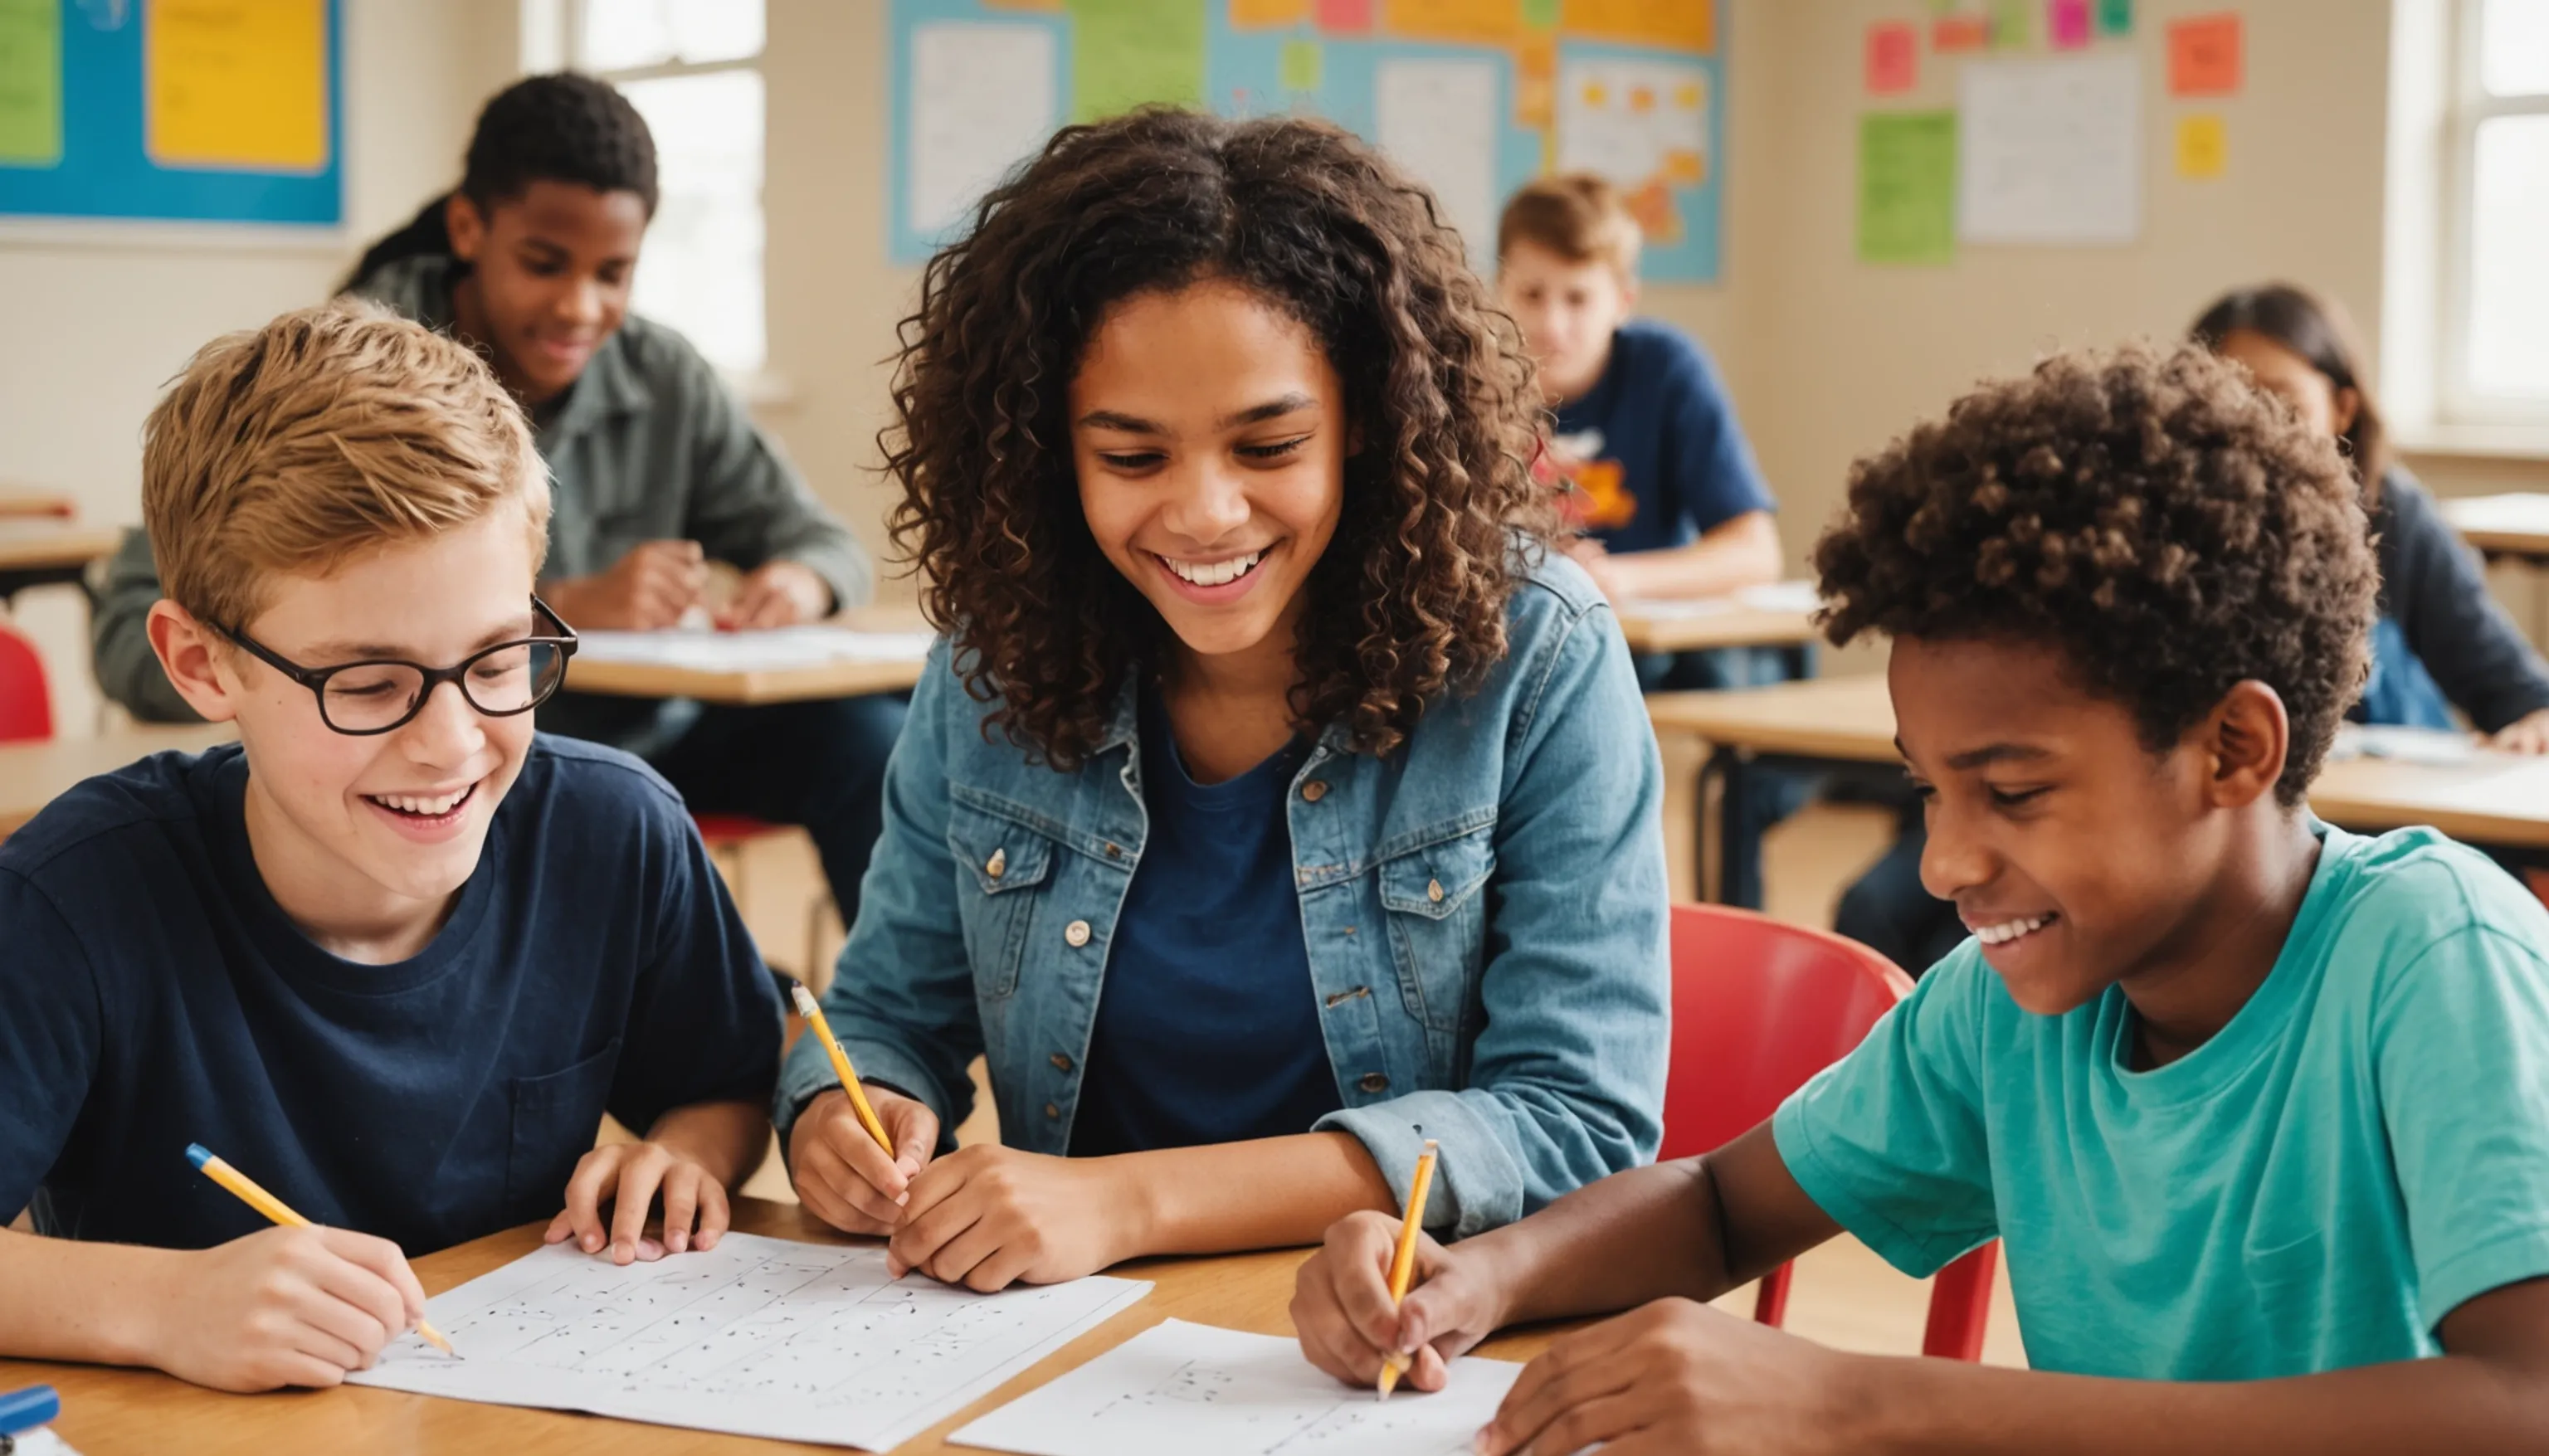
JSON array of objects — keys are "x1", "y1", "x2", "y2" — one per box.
[{"x1": 1, "y1": 304, "x2": 780, "y2": 1391}]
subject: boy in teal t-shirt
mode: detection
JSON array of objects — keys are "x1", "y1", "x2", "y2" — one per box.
[{"x1": 1288, "y1": 342, "x2": 2549, "y2": 1450}]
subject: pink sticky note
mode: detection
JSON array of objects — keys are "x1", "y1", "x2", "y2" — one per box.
[
  {"x1": 2049, "y1": 0, "x2": 2091, "y2": 48},
  {"x1": 1866, "y1": 21, "x2": 1918, "y2": 95},
  {"x1": 1314, "y1": 0, "x2": 1372, "y2": 32}
]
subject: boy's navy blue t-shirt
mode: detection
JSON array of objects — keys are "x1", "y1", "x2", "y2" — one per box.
[
  {"x1": 1551, "y1": 318, "x2": 1775, "y2": 554},
  {"x1": 0, "y1": 737, "x2": 782, "y2": 1257},
  {"x1": 1068, "y1": 685, "x2": 1341, "y2": 1155}
]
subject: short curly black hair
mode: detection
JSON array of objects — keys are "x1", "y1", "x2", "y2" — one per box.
[
  {"x1": 1812, "y1": 341, "x2": 2377, "y2": 804},
  {"x1": 463, "y1": 71, "x2": 657, "y2": 215}
]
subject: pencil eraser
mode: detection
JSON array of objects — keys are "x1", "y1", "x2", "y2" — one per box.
[
  {"x1": 184, "y1": 1143, "x2": 212, "y2": 1170},
  {"x1": 790, "y1": 982, "x2": 820, "y2": 1018}
]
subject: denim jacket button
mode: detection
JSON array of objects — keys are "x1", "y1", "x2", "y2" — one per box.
[
  {"x1": 1358, "y1": 1072, "x2": 1390, "y2": 1093},
  {"x1": 987, "y1": 847, "x2": 1007, "y2": 880},
  {"x1": 1065, "y1": 919, "x2": 1092, "y2": 947},
  {"x1": 1426, "y1": 878, "x2": 1445, "y2": 903},
  {"x1": 1044, "y1": 1103, "x2": 1060, "y2": 1119},
  {"x1": 1050, "y1": 1052, "x2": 1075, "y2": 1073},
  {"x1": 1301, "y1": 780, "x2": 1328, "y2": 802}
]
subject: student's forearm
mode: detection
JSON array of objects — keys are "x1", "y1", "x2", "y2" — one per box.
[
  {"x1": 1610, "y1": 514, "x2": 1782, "y2": 599},
  {"x1": 1466, "y1": 1159, "x2": 1734, "y2": 1327},
  {"x1": 1120, "y1": 1132, "x2": 1397, "y2": 1258},
  {"x1": 0, "y1": 1226, "x2": 178, "y2": 1366},
  {"x1": 1853, "y1": 1351, "x2": 2549, "y2": 1456},
  {"x1": 645, "y1": 1100, "x2": 771, "y2": 1190}
]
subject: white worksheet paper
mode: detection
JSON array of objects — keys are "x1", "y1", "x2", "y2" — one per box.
[
  {"x1": 347, "y1": 1233, "x2": 1151, "y2": 1451},
  {"x1": 573, "y1": 626, "x2": 937, "y2": 672},
  {"x1": 949, "y1": 1318, "x2": 1521, "y2": 1456}
]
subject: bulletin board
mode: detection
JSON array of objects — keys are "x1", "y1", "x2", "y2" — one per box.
[
  {"x1": 888, "y1": 0, "x2": 1725, "y2": 282},
  {"x1": 0, "y1": 0, "x2": 344, "y2": 228}
]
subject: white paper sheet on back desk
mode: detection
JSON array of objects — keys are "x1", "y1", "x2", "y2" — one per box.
[
  {"x1": 347, "y1": 1233, "x2": 1150, "y2": 1450},
  {"x1": 949, "y1": 1318, "x2": 1522, "y2": 1456}
]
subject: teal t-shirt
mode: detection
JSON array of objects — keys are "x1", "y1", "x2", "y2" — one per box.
[{"x1": 1773, "y1": 823, "x2": 2549, "y2": 1379}]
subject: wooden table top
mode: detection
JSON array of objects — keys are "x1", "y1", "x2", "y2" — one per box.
[
  {"x1": 0, "y1": 727, "x2": 238, "y2": 838},
  {"x1": 2, "y1": 1197, "x2": 1576, "y2": 1456},
  {"x1": 1613, "y1": 597, "x2": 1820, "y2": 655},
  {"x1": 565, "y1": 607, "x2": 933, "y2": 706},
  {"x1": 0, "y1": 489, "x2": 76, "y2": 519},
  {"x1": 0, "y1": 521, "x2": 118, "y2": 573},
  {"x1": 1649, "y1": 673, "x2": 2549, "y2": 851},
  {"x1": 2439, "y1": 492, "x2": 2549, "y2": 559}
]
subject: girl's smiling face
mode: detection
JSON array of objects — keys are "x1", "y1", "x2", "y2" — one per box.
[{"x1": 1070, "y1": 278, "x2": 1348, "y2": 676}]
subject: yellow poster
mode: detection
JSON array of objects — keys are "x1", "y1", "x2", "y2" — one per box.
[
  {"x1": 1562, "y1": 0, "x2": 1712, "y2": 53},
  {"x1": 147, "y1": 0, "x2": 330, "y2": 172},
  {"x1": 1229, "y1": 0, "x2": 1310, "y2": 24},
  {"x1": 2175, "y1": 113, "x2": 2226, "y2": 178},
  {"x1": 1382, "y1": 0, "x2": 1519, "y2": 45}
]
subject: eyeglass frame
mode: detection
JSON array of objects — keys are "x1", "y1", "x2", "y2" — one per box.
[{"x1": 213, "y1": 596, "x2": 582, "y2": 737}]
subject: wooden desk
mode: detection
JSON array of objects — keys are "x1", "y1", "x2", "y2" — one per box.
[
  {"x1": 0, "y1": 522, "x2": 118, "y2": 600},
  {"x1": 1650, "y1": 674, "x2": 2549, "y2": 854},
  {"x1": 4, "y1": 1197, "x2": 1575, "y2": 1456},
  {"x1": 2439, "y1": 492, "x2": 2549, "y2": 563},
  {"x1": 0, "y1": 727, "x2": 237, "y2": 839},
  {"x1": 1614, "y1": 597, "x2": 1820, "y2": 656},
  {"x1": 0, "y1": 489, "x2": 76, "y2": 519},
  {"x1": 566, "y1": 608, "x2": 933, "y2": 706}
]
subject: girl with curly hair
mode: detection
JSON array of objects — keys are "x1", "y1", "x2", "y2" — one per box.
[{"x1": 776, "y1": 109, "x2": 1669, "y2": 1289}]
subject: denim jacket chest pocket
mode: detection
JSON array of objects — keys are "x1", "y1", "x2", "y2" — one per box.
[
  {"x1": 1377, "y1": 822, "x2": 1497, "y2": 1035},
  {"x1": 946, "y1": 802, "x2": 1059, "y2": 1001}
]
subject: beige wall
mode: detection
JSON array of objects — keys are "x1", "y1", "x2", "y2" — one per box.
[{"x1": 0, "y1": 0, "x2": 517, "y2": 733}]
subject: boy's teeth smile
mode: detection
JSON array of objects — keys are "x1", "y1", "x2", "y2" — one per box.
[
  {"x1": 1972, "y1": 913, "x2": 2056, "y2": 947},
  {"x1": 367, "y1": 785, "x2": 476, "y2": 819},
  {"x1": 1157, "y1": 549, "x2": 1265, "y2": 587}
]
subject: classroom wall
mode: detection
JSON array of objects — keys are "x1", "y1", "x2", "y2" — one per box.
[{"x1": 0, "y1": 0, "x2": 519, "y2": 734}]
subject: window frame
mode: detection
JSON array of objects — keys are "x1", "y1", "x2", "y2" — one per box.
[{"x1": 2439, "y1": 0, "x2": 2549, "y2": 426}]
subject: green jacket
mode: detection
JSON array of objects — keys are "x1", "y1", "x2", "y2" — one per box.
[{"x1": 91, "y1": 254, "x2": 872, "y2": 749}]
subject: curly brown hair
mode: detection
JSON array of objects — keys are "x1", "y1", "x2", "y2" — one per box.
[
  {"x1": 884, "y1": 108, "x2": 1549, "y2": 769},
  {"x1": 1812, "y1": 341, "x2": 2377, "y2": 804}
]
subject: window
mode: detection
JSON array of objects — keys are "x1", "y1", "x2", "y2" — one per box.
[
  {"x1": 2446, "y1": 0, "x2": 2549, "y2": 421},
  {"x1": 568, "y1": 0, "x2": 768, "y2": 377}
]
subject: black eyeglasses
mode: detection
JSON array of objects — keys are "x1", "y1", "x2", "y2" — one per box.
[{"x1": 217, "y1": 596, "x2": 580, "y2": 736}]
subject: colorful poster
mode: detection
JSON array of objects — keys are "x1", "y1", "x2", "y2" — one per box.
[
  {"x1": 1859, "y1": 110, "x2": 1956, "y2": 265},
  {"x1": 146, "y1": 0, "x2": 329, "y2": 171},
  {"x1": 2175, "y1": 112, "x2": 2225, "y2": 178},
  {"x1": 2167, "y1": 12, "x2": 2241, "y2": 95},
  {"x1": 889, "y1": 0, "x2": 1728, "y2": 280},
  {"x1": 1866, "y1": 21, "x2": 1918, "y2": 95},
  {"x1": 0, "y1": 0, "x2": 61, "y2": 166}
]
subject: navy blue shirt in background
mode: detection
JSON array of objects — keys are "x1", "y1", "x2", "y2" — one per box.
[
  {"x1": 0, "y1": 738, "x2": 782, "y2": 1256},
  {"x1": 1069, "y1": 686, "x2": 1341, "y2": 1156},
  {"x1": 1552, "y1": 318, "x2": 1775, "y2": 553}
]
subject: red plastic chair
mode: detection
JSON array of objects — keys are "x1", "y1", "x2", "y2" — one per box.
[
  {"x1": 1662, "y1": 902, "x2": 2000, "y2": 1361},
  {"x1": 0, "y1": 621, "x2": 55, "y2": 744}
]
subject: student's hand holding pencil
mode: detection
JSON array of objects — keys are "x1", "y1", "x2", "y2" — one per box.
[
  {"x1": 1292, "y1": 1208, "x2": 1498, "y2": 1395},
  {"x1": 788, "y1": 1084, "x2": 940, "y2": 1236},
  {"x1": 152, "y1": 1224, "x2": 429, "y2": 1392}
]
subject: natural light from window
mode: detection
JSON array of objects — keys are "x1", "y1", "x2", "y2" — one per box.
[
  {"x1": 2465, "y1": 0, "x2": 2549, "y2": 407},
  {"x1": 579, "y1": 0, "x2": 767, "y2": 377}
]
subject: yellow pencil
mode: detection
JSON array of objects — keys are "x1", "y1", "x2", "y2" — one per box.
[
  {"x1": 791, "y1": 982, "x2": 895, "y2": 1157},
  {"x1": 184, "y1": 1143, "x2": 456, "y2": 1358},
  {"x1": 1377, "y1": 1139, "x2": 1440, "y2": 1401}
]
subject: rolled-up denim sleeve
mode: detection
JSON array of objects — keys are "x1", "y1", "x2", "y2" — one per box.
[
  {"x1": 775, "y1": 642, "x2": 984, "y2": 1153},
  {"x1": 1316, "y1": 597, "x2": 1669, "y2": 1239}
]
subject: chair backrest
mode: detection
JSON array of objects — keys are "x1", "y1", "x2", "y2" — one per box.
[
  {"x1": 0, "y1": 622, "x2": 53, "y2": 745},
  {"x1": 1660, "y1": 902, "x2": 1916, "y2": 1161}
]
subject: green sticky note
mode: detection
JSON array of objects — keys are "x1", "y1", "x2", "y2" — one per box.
[
  {"x1": 1859, "y1": 111, "x2": 1957, "y2": 265},
  {"x1": 1987, "y1": 0, "x2": 2030, "y2": 47},
  {"x1": 2096, "y1": 0, "x2": 2132, "y2": 35},
  {"x1": 1065, "y1": 0, "x2": 1207, "y2": 122},
  {"x1": 1523, "y1": 0, "x2": 1562, "y2": 27},
  {"x1": 0, "y1": 0, "x2": 62, "y2": 167},
  {"x1": 1280, "y1": 38, "x2": 1321, "y2": 93}
]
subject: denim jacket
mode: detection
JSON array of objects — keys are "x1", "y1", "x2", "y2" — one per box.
[{"x1": 776, "y1": 553, "x2": 1669, "y2": 1239}]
